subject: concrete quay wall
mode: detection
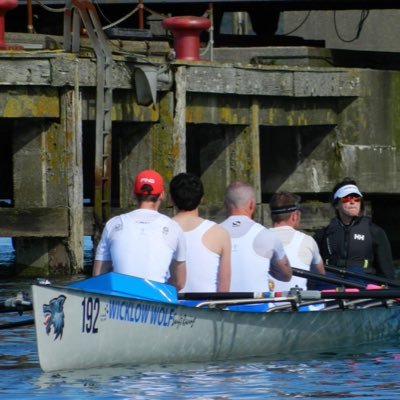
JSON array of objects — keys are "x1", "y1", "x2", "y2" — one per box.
[{"x1": 0, "y1": 46, "x2": 399, "y2": 275}]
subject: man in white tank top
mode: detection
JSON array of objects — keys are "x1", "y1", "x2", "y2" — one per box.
[
  {"x1": 170, "y1": 172, "x2": 231, "y2": 292},
  {"x1": 269, "y1": 191, "x2": 325, "y2": 292},
  {"x1": 93, "y1": 169, "x2": 186, "y2": 291},
  {"x1": 220, "y1": 182, "x2": 292, "y2": 292}
]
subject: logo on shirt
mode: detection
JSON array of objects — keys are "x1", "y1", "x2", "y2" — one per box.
[
  {"x1": 354, "y1": 234, "x2": 365, "y2": 241},
  {"x1": 268, "y1": 279, "x2": 275, "y2": 292},
  {"x1": 162, "y1": 226, "x2": 169, "y2": 235},
  {"x1": 232, "y1": 220, "x2": 241, "y2": 227},
  {"x1": 112, "y1": 223, "x2": 123, "y2": 232}
]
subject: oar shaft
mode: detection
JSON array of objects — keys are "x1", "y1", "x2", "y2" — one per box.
[
  {"x1": 292, "y1": 267, "x2": 366, "y2": 289},
  {"x1": 0, "y1": 304, "x2": 33, "y2": 314},
  {"x1": 178, "y1": 292, "x2": 269, "y2": 300},
  {"x1": 179, "y1": 268, "x2": 367, "y2": 300},
  {"x1": 324, "y1": 265, "x2": 400, "y2": 288},
  {"x1": 320, "y1": 289, "x2": 400, "y2": 300}
]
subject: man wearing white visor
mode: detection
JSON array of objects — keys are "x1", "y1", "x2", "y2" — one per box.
[{"x1": 314, "y1": 177, "x2": 395, "y2": 289}]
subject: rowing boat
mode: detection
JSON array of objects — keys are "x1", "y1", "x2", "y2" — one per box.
[{"x1": 31, "y1": 272, "x2": 400, "y2": 372}]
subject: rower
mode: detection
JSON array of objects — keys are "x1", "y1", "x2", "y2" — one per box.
[
  {"x1": 220, "y1": 181, "x2": 292, "y2": 293},
  {"x1": 93, "y1": 169, "x2": 186, "y2": 291},
  {"x1": 269, "y1": 191, "x2": 325, "y2": 293},
  {"x1": 169, "y1": 172, "x2": 231, "y2": 293}
]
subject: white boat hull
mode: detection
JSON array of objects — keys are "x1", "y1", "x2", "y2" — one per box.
[{"x1": 32, "y1": 283, "x2": 400, "y2": 372}]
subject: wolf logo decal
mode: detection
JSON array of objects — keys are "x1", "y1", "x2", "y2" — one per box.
[{"x1": 43, "y1": 295, "x2": 66, "y2": 340}]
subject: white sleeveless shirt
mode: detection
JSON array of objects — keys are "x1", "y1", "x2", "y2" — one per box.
[
  {"x1": 180, "y1": 220, "x2": 220, "y2": 293},
  {"x1": 230, "y1": 223, "x2": 271, "y2": 292}
]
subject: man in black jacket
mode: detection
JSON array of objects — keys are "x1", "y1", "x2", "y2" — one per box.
[{"x1": 314, "y1": 177, "x2": 396, "y2": 288}]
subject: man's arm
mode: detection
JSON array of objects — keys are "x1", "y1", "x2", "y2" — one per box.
[
  {"x1": 168, "y1": 260, "x2": 186, "y2": 291},
  {"x1": 311, "y1": 259, "x2": 326, "y2": 275},
  {"x1": 92, "y1": 260, "x2": 113, "y2": 276},
  {"x1": 269, "y1": 256, "x2": 292, "y2": 282},
  {"x1": 217, "y1": 228, "x2": 231, "y2": 292}
]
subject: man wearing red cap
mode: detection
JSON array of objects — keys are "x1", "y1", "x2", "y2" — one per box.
[{"x1": 93, "y1": 169, "x2": 186, "y2": 290}]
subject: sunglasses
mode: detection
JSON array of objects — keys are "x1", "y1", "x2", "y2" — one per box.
[{"x1": 341, "y1": 195, "x2": 361, "y2": 204}]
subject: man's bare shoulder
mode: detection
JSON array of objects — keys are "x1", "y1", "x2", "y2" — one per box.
[{"x1": 207, "y1": 223, "x2": 230, "y2": 243}]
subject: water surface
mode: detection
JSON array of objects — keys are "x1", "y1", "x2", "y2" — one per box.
[{"x1": 1, "y1": 238, "x2": 400, "y2": 399}]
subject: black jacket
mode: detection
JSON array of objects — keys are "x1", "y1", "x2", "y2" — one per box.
[{"x1": 315, "y1": 216, "x2": 395, "y2": 279}]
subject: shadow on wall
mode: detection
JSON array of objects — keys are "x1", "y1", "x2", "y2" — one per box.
[{"x1": 260, "y1": 124, "x2": 333, "y2": 195}]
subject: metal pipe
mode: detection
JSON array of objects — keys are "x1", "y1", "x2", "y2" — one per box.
[
  {"x1": 138, "y1": 0, "x2": 144, "y2": 29},
  {"x1": 27, "y1": 0, "x2": 34, "y2": 33}
]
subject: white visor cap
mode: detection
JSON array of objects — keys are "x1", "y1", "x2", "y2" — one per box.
[{"x1": 333, "y1": 184, "x2": 363, "y2": 200}]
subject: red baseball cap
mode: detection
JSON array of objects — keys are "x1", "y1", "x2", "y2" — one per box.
[{"x1": 133, "y1": 169, "x2": 164, "y2": 195}]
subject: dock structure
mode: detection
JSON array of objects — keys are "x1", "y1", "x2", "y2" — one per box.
[{"x1": 0, "y1": 0, "x2": 400, "y2": 275}]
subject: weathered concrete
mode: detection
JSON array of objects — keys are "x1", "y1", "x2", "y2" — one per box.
[{"x1": 1, "y1": 42, "x2": 400, "y2": 275}]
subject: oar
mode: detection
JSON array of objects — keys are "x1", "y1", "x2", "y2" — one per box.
[
  {"x1": 0, "y1": 292, "x2": 33, "y2": 314},
  {"x1": 178, "y1": 292, "x2": 272, "y2": 300},
  {"x1": 179, "y1": 269, "x2": 368, "y2": 300},
  {"x1": 301, "y1": 289, "x2": 400, "y2": 301},
  {"x1": 0, "y1": 318, "x2": 35, "y2": 330},
  {"x1": 324, "y1": 265, "x2": 400, "y2": 288},
  {"x1": 292, "y1": 267, "x2": 366, "y2": 289},
  {"x1": 0, "y1": 303, "x2": 33, "y2": 314}
]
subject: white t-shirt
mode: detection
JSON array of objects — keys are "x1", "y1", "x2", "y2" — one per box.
[
  {"x1": 180, "y1": 220, "x2": 220, "y2": 293},
  {"x1": 220, "y1": 215, "x2": 286, "y2": 292},
  {"x1": 95, "y1": 209, "x2": 186, "y2": 283}
]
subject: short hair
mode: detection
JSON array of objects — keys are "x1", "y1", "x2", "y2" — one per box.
[
  {"x1": 224, "y1": 181, "x2": 256, "y2": 211},
  {"x1": 135, "y1": 191, "x2": 160, "y2": 203},
  {"x1": 269, "y1": 191, "x2": 301, "y2": 223},
  {"x1": 170, "y1": 172, "x2": 204, "y2": 211}
]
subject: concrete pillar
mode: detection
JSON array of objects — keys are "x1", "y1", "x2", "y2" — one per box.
[
  {"x1": 118, "y1": 81, "x2": 184, "y2": 212},
  {"x1": 118, "y1": 122, "x2": 154, "y2": 209},
  {"x1": 12, "y1": 119, "x2": 66, "y2": 275},
  {"x1": 12, "y1": 87, "x2": 83, "y2": 276},
  {"x1": 185, "y1": 101, "x2": 261, "y2": 221},
  {"x1": 62, "y1": 87, "x2": 84, "y2": 273}
]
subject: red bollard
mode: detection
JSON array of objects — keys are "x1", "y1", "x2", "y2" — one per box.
[
  {"x1": 0, "y1": 0, "x2": 19, "y2": 50},
  {"x1": 162, "y1": 16, "x2": 211, "y2": 61}
]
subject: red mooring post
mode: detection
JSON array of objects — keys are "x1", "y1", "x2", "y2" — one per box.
[
  {"x1": 0, "y1": 0, "x2": 19, "y2": 49},
  {"x1": 162, "y1": 16, "x2": 211, "y2": 61}
]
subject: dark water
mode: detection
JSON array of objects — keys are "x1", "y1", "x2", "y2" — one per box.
[{"x1": 2, "y1": 238, "x2": 400, "y2": 399}]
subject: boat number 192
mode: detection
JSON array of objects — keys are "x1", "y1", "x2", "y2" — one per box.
[{"x1": 81, "y1": 297, "x2": 99, "y2": 334}]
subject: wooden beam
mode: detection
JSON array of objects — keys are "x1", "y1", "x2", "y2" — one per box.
[{"x1": 185, "y1": 65, "x2": 360, "y2": 97}]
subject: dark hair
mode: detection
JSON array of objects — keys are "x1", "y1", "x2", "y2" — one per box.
[
  {"x1": 331, "y1": 177, "x2": 364, "y2": 213},
  {"x1": 269, "y1": 191, "x2": 301, "y2": 223},
  {"x1": 170, "y1": 172, "x2": 204, "y2": 211},
  {"x1": 331, "y1": 177, "x2": 356, "y2": 204}
]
